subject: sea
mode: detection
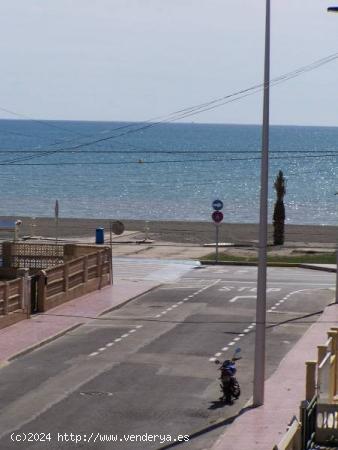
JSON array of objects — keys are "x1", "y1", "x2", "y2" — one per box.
[{"x1": 0, "y1": 119, "x2": 337, "y2": 225}]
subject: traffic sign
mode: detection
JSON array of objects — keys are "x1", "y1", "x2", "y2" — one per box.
[
  {"x1": 111, "y1": 221, "x2": 125, "y2": 235},
  {"x1": 212, "y1": 199, "x2": 223, "y2": 211},
  {"x1": 212, "y1": 211, "x2": 223, "y2": 223}
]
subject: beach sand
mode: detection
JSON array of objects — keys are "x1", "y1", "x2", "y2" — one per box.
[{"x1": 1, "y1": 216, "x2": 336, "y2": 246}]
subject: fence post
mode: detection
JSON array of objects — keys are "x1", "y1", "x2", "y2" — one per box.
[
  {"x1": 17, "y1": 268, "x2": 29, "y2": 310},
  {"x1": 3, "y1": 282, "x2": 9, "y2": 315},
  {"x1": 328, "y1": 330, "x2": 338, "y2": 399},
  {"x1": 25, "y1": 274, "x2": 31, "y2": 319},
  {"x1": 37, "y1": 270, "x2": 47, "y2": 313},
  {"x1": 318, "y1": 345, "x2": 327, "y2": 366},
  {"x1": 108, "y1": 247, "x2": 113, "y2": 285},
  {"x1": 63, "y1": 263, "x2": 69, "y2": 292},
  {"x1": 83, "y1": 256, "x2": 88, "y2": 284},
  {"x1": 97, "y1": 252, "x2": 103, "y2": 290},
  {"x1": 305, "y1": 361, "x2": 317, "y2": 401}
]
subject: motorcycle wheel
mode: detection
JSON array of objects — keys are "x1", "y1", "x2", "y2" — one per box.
[{"x1": 230, "y1": 378, "x2": 241, "y2": 399}]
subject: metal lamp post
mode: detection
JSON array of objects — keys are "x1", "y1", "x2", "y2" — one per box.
[
  {"x1": 253, "y1": 0, "x2": 271, "y2": 407},
  {"x1": 335, "y1": 193, "x2": 338, "y2": 304},
  {"x1": 329, "y1": 6, "x2": 338, "y2": 304}
]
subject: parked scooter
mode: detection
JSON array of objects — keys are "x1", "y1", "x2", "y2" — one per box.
[{"x1": 215, "y1": 348, "x2": 241, "y2": 404}]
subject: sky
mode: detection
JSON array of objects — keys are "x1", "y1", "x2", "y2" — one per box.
[{"x1": 1, "y1": 0, "x2": 338, "y2": 126}]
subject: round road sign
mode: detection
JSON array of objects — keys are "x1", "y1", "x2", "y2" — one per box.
[
  {"x1": 212, "y1": 199, "x2": 223, "y2": 211},
  {"x1": 111, "y1": 221, "x2": 125, "y2": 235},
  {"x1": 212, "y1": 211, "x2": 223, "y2": 224}
]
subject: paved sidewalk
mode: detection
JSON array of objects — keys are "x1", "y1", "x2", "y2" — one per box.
[
  {"x1": 0, "y1": 280, "x2": 159, "y2": 363},
  {"x1": 211, "y1": 301, "x2": 338, "y2": 450}
]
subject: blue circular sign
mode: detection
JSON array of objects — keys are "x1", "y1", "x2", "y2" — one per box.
[{"x1": 212, "y1": 199, "x2": 223, "y2": 211}]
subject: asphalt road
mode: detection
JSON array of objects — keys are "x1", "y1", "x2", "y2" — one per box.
[{"x1": 0, "y1": 264, "x2": 334, "y2": 450}]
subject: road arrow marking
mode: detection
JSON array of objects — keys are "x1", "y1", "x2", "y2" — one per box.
[{"x1": 229, "y1": 295, "x2": 256, "y2": 303}]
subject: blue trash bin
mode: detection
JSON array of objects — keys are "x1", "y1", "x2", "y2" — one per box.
[{"x1": 96, "y1": 227, "x2": 104, "y2": 244}]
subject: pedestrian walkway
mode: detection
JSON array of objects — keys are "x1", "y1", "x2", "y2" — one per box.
[{"x1": 211, "y1": 301, "x2": 338, "y2": 450}]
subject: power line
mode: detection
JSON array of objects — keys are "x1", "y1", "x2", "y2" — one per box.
[
  {"x1": 1, "y1": 152, "x2": 338, "y2": 166},
  {"x1": 2, "y1": 51, "x2": 338, "y2": 165}
]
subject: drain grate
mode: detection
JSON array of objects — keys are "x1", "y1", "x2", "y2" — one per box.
[{"x1": 80, "y1": 391, "x2": 114, "y2": 397}]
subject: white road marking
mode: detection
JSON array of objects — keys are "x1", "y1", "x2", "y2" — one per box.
[
  {"x1": 114, "y1": 338, "x2": 122, "y2": 342},
  {"x1": 209, "y1": 357, "x2": 217, "y2": 362},
  {"x1": 89, "y1": 352, "x2": 99, "y2": 357},
  {"x1": 136, "y1": 325, "x2": 143, "y2": 328},
  {"x1": 234, "y1": 337, "x2": 240, "y2": 341},
  {"x1": 229, "y1": 295, "x2": 256, "y2": 303},
  {"x1": 98, "y1": 347, "x2": 106, "y2": 352},
  {"x1": 215, "y1": 352, "x2": 222, "y2": 357},
  {"x1": 222, "y1": 347, "x2": 229, "y2": 352},
  {"x1": 106, "y1": 343, "x2": 114, "y2": 347}
]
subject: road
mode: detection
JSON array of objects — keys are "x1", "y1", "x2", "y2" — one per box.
[{"x1": 0, "y1": 262, "x2": 334, "y2": 450}]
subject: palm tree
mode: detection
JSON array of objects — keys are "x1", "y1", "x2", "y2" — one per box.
[{"x1": 273, "y1": 170, "x2": 286, "y2": 245}]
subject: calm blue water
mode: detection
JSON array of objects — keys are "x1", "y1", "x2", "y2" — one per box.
[{"x1": 0, "y1": 119, "x2": 337, "y2": 225}]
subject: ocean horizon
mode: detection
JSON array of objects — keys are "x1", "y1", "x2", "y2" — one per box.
[{"x1": 0, "y1": 119, "x2": 337, "y2": 225}]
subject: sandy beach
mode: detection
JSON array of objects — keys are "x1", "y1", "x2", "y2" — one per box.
[{"x1": 1, "y1": 216, "x2": 337, "y2": 247}]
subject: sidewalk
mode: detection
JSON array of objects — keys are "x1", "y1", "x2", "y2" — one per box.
[
  {"x1": 0, "y1": 279, "x2": 160, "y2": 364},
  {"x1": 211, "y1": 301, "x2": 338, "y2": 450}
]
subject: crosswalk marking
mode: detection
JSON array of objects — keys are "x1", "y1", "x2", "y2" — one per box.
[{"x1": 113, "y1": 257, "x2": 199, "y2": 282}]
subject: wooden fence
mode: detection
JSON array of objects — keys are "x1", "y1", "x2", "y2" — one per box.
[
  {"x1": 0, "y1": 277, "x2": 28, "y2": 329},
  {"x1": 36, "y1": 247, "x2": 112, "y2": 312}
]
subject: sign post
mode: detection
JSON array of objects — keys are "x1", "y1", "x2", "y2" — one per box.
[
  {"x1": 55, "y1": 200, "x2": 59, "y2": 245},
  {"x1": 211, "y1": 200, "x2": 224, "y2": 263}
]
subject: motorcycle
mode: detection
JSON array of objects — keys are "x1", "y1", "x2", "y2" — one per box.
[{"x1": 215, "y1": 348, "x2": 241, "y2": 404}]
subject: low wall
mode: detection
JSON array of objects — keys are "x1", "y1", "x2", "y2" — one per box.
[
  {"x1": 37, "y1": 247, "x2": 112, "y2": 312},
  {"x1": 0, "y1": 277, "x2": 27, "y2": 330},
  {"x1": 63, "y1": 244, "x2": 106, "y2": 261}
]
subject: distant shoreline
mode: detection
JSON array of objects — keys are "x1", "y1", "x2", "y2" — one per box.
[{"x1": 1, "y1": 216, "x2": 336, "y2": 245}]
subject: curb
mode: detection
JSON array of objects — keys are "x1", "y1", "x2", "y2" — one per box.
[
  {"x1": 2, "y1": 283, "x2": 162, "y2": 365},
  {"x1": 200, "y1": 260, "x2": 337, "y2": 272},
  {"x1": 97, "y1": 283, "x2": 161, "y2": 317},
  {"x1": 6, "y1": 323, "x2": 82, "y2": 363},
  {"x1": 297, "y1": 264, "x2": 336, "y2": 273}
]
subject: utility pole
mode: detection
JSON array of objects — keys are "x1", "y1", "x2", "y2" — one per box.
[{"x1": 253, "y1": 0, "x2": 270, "y2": 407}]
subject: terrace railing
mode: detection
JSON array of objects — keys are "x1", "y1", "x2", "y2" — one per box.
[{"x1": 273, "y1": 328, "x2": 338, "y2": 450}]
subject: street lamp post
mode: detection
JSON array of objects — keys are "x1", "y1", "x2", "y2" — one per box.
[
  {"x1": 253, "y1": 0, "x2": 271, "y2": 407},
  {"x1": 329, "y1": 5, "x2": 338, "y2": 304}
]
